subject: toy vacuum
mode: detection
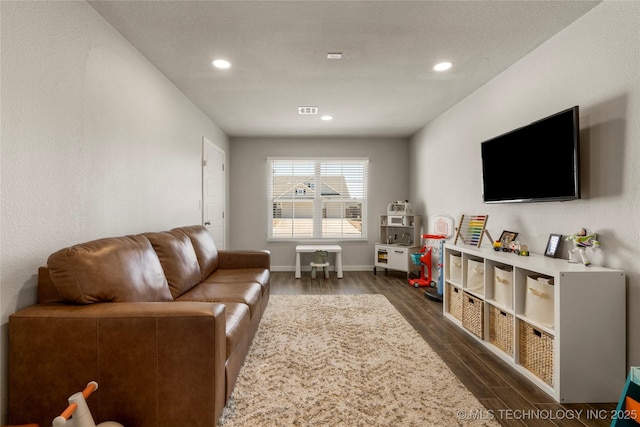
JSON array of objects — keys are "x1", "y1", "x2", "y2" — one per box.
[
  {"x1": 408, "y1": 214, "x2": 456, "y2": 302},
  {"x1": 409, "y1": 234, "x2": 446, "y2": 302}
]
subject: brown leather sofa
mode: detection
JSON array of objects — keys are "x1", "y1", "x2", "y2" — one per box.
[{"x1": 8, "y1": 225, "x2": 269, "y2": 427}]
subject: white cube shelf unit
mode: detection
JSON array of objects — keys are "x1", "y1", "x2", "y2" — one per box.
[{"x1": 443, "y1": 243, "x2": 626, "y2": 403}]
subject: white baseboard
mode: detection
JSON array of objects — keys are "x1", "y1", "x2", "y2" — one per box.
[{"x1": 271, "y1": 265, "x2": 374, "y2": 272}]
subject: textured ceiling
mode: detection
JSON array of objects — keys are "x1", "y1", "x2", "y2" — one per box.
[{"x1": 89, "y1": 1, "x2": 599, "y2": 138}]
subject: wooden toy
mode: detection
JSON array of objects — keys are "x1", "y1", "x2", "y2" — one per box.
[{"x1": 454, "y1": 214, "x2": 490, "y2": 247}]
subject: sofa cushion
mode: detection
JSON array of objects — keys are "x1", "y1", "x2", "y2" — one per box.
[
  {"x1": 143, "y1": 230, "x2": 202, "y2": 299},
  {"x1": 204, "y1": 268, "x2": 269, "y2": 285},
  {"x1": 223, "y1": 302, "x2": 251, "y2": 359},
  {"x1": 47, "y1": 235, "x2": 172, "y2": 304},
  {"x1": 203, "y1": 268, "x2": 270, "y2": 298},
  {"x1": 176, "y1": 282, "x2": 262, "y2": 318},
  {"x1": 173, "y1": 225, "x2": 220, "y2": 279}
]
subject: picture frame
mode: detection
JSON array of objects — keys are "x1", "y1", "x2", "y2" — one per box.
[
  {"x1": 499, "y1": 230, "x2": 518, "y2": 244},
  {"x1": 545, "y1": 234, "x2": 562, "y2": 258}
]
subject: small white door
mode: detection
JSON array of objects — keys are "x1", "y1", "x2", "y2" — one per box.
[{"x1": 202, "y1": 137, "x2": 225, "y2": 249}]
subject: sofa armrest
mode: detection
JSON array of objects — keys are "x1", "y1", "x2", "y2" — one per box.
[
  {"x1": 9, "y1": 302, "x2": 226, "y2": 427},
  {"x1": 218, "y1": 249, "x2": 270, "y2": 270}
]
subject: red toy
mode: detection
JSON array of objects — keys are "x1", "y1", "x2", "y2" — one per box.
[{"x1": 408, "y1": 234, "x2": 446, "y2": 288}]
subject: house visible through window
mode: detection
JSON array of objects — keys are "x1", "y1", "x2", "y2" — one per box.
[{"x1": 267, "y1": 157, "x2": 368, "y2": 240}]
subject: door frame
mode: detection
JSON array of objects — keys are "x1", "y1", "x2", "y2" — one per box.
[{"x1": 202, "y1": 137, "x2": 226, "y2": 249}]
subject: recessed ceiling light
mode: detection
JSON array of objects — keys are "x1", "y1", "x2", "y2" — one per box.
[
  {"x1": 321, "y1": 115, "x2": 333, "y2": 121},
  {"x1": 212, "y1": 59, "x2": 231, "y2": 69},
  {"x1": 327, "y1": 53, "x2": 342, "y2": 59},
  {"x1": 433, "y1": 61, "x2": 453, "y2": 72}
]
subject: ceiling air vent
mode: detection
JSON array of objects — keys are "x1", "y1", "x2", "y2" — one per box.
[{"x1": 298, "y1": 106, "x2": 318, "y2": 115}]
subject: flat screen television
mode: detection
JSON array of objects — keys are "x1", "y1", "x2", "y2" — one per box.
[{"x1": 481, "y1": 106, "x2": 580, "y2": 203}]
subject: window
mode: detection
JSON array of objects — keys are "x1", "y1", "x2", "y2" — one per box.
[{"x1": 267, "y1": 157, "x2": 368, "y2": 240}]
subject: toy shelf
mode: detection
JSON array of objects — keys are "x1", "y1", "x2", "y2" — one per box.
[{"x1": 443, "y1": 243, "x2": 626, "y2": 403}]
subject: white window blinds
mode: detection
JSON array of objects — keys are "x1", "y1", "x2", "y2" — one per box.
[{"x1": 267, "y1": 157, "x2": 368, "y2": 240}]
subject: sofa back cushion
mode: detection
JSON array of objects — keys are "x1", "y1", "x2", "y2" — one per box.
[
  {"x1": 173, "y1": 225, "x2": 220, "y2": 278},
  {"x1": 47, "y1": 235, "x2": 173, "y2": 304},
  {"x1": 143, "y1": 230, "x2": 202, "y2": 298}
]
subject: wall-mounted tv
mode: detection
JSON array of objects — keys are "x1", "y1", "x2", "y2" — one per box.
[{"x1": 481, "y1": 106, "x2": 580, "y2": 203}]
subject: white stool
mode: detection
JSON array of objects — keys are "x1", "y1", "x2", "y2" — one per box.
[{"x1": 295, "y1": 245, "x2": 343, "y2": 279}]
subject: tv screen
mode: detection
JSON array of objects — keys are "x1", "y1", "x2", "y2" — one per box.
[{"x1": 481, "y1": 106, "x2": 580, "y2": 203}]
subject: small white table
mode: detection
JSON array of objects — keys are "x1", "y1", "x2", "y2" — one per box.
[{"x1": 295, "y1": 245, "x2": 343, "y2": 279}]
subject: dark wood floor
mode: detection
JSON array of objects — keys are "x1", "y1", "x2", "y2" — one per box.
[{"x1": 270, "y1": 270, "x2": 617, "y2": 427}]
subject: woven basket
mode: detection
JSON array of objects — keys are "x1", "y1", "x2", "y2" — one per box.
[
  {"x1": 447, "y1": 283, "x2": 463, "y2": 321},
  {"x1": 519, "y1": 321, "x2": 554, "y2": 386},
  {"x1": 489, "y1": 304, "x2": 514, "y2": 355},
  {"x1": 462, "y1": 292, "x2": 484, "y2": 339}
]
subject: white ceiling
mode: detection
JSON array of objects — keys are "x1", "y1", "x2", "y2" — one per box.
[{"x1": 89, "y1": 0, "x2": 599, "y2": 138}]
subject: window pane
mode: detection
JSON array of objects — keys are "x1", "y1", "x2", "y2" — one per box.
[
  {"x1": 322, "y1": 201, "x2": 362, "y2": 238},
  {"x1": 272, "y1": 200, "x2": 314, "y2": 238}
]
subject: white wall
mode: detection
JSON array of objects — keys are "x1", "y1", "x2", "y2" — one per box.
[
  {"x1": 409, "y1": 1, "x2": 640, "y2": 365},
  {"x1": 229, "y1": 137, "x2": 410, "y2": 270},
  {"x1": 0, "y1": 1, "x2": 228, "y2": 421}
]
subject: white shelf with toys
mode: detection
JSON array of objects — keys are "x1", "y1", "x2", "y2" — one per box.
[{"x1": 443, "y1": 223, "x2": 626, "y2": 403}]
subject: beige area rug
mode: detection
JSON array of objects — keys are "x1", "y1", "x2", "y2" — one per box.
[{"x1": 218, "y1": 295, "x2": 499, "y2": 426}]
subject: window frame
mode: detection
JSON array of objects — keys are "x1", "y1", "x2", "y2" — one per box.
[{"x1": 267, "y1": 157, "x2": 369, "y2": 242}]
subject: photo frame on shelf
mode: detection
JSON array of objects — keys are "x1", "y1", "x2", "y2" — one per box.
[
  {"x1": 499, "y1": 230, "x2": 518, "y2": 245},
  {"x1": 544, "y1": 233, "x2": 562, "y2": 258}
]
